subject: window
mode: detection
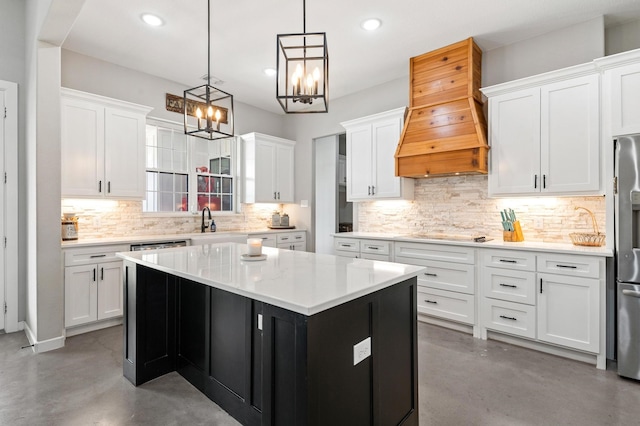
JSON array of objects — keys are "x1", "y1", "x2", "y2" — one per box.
[{"x1": 143, "y1": 119, "x2": 237, "y2": 214}]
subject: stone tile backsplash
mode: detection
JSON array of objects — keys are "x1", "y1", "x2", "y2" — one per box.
[
  {"x1": 357, "y1": 175, "x2": 606, "y2": 243},
  {"x1": 61, "y1": 199, "x2": 283, "y2": 239}
]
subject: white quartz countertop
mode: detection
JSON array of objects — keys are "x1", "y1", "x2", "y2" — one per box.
[
  {"x1": 117, "y1": 242, "x2": 425, "y2": 316},
  {"x1": 61, "y1": 229, "x2": 305, "y2": 248},
  {"x1": 333, "y1": 232, "x2": 613, "y2": 257}
]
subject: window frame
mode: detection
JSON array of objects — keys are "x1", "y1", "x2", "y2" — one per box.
[{"x1": 143, "y1": 117, "x2": 241, "y2": 217}]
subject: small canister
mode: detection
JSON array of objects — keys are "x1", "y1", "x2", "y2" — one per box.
[
  {"x1": 280, "y1": 213, "x2": 289, "y2": 227},
  {"x1": 271, "y1": 211, "x2": 281, "y2": 227},
  {"x1": 61, "y1": 214, "x2": 78, "y2": 241}
]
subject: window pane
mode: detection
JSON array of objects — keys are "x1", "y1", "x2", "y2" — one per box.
[
  {"x1": 159, "y1": 192, "x2": 174, "y2": 211},
  {"x1": 222, "y1": 177, "x2": 232, "y2": 193},
  {"x1": 175, "y1": 193, "x2": 188, "y2": 212},
  {"x1": 210, "y1": 158, "x2": 220, "y2": 174},
  {"x1": 175, "y1": 174, "x2": 188, "y2": 192},
  {"x1": 158, "y1": 128, "x2": 172, "y2": 148},
  {"x1": 159, "y1": 172, "x2": 173, "y2": 191},
  {"x1": 159, "y1": 147, "x2": 172, "y2": 170},
  {"x1": 222, "y1": 195, "x2": 232, "y2": 211},
  {"x1": 146, "y1": 146, "x2": 158, "y2": 168},
  {"x1": 221, "y1": 157, "x2": 231, "y2": 175},
  {"x1": 174, "y1": 151, "x2": 187, "y2": 172},
  {"x1": 146, "y1": 171, "x2": 158, "y2": 191}
]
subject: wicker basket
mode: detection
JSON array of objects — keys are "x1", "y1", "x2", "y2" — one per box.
[
  {"x1": 569, "y1": 232, "x2": 605, "y2": 247},
  {"x1": 570, "y1": 206, "x2": 605, "y2": 247}
]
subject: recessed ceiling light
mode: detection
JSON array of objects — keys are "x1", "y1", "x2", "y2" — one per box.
[
  {"x1": 361, "y1": 18, "x2": 381, "y2": 31},
  {"x1": 141, "y1": 13, "x2": 164, "y2": 27},
  {"x1": 263, "y1": 68, "x2": 277, "y2": 77}
]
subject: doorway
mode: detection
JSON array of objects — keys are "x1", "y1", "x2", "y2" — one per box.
[{"x1": 314, "y1": 133, "x2": 353, "y2": 254}]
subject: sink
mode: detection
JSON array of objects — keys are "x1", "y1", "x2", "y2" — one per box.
[
  {"x1": 189, "y1": 232, "x2": 249, "y2": 245},
  {"x1": 407, "y1": 234, "x2": 472, "y2": 241}
]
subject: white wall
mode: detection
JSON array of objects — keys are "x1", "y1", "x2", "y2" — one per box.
[
  {"x1": 606, "y1": 19, "x2": 640, "y2": 55},
  {"x1": 482, "y1": 17, "x2": 605, "y2": 86},
  {"x1": 61, "y1": 50, "x2": 285, "y2": 136}
]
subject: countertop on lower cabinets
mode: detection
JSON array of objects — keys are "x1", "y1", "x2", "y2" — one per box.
[
  {"x1": 333, "y1": 232, "x2": 613, "y2": 257},
  {"x1": 61, "y1": 228, "x2": 306, "y2": 249},
  {"x1": 117, "y1": 242, "x2": 424, "y2": 316}
]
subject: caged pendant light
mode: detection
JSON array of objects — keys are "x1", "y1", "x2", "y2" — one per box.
[
  {"x1": 276, "y1": 0, "x2": 329, "y2": 113},
  {"x1": 184, "y1": 0, "x2": 234, "y2": 140}
]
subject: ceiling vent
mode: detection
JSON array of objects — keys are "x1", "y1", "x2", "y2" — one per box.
[{"x1": 394, "y1": 38, "x2": 489, "y2": 177}]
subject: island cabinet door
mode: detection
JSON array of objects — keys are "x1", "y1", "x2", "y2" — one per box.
[{"x1": 123, "y1": 263, "x2": 177, "y2": 386}]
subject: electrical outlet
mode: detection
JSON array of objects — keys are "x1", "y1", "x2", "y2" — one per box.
[
  {"x1": 353, "y1": 337, "x2": 371, "y2": 365},
  {"x1": 534, "y1": 218, "x2": 543, "y2": 230},
  {"x1": 257, "y1": 314, "x2": 263, "y2": 331}
]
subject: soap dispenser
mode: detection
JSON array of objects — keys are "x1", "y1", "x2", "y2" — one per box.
[{"x1": 210, "y1": 219, "x2": 216, "y2": 232}]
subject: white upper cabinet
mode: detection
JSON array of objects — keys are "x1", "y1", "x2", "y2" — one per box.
[
  {"x1": 483, "y1": 66, "x2": 601, "y2": 197},
  {"x1": 242, "y1": 132, "x2": 295, "y2": 203},
  {"x1": 61, "y1": 88, "x2": 152, "y2": 199},
  {"x1": 598, "y1": 49, "x2": 640, "y2": 136},
  {"x1": 341, "y1": 107, "x2": 414, "y2": 202}
]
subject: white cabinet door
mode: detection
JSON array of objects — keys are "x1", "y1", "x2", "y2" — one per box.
[
  {"x1": 97, "y1": 260, "x2": 123, "y2": 320},
  {"x1": 255, "y1": 140, "x2": 277, "y2": 202},
  {"x1": 347, "y1": 124, "x2": 373, "y2": 200},
  {"x1": 372, "y1": 117, "x2": 402, "y2": 198},
  {"x1": 607, "y1": 62, "x2": 640, "y2": 135},
  {"x1": 541, "y1": 75, "x2": 600, "y2": 194},
  {"x1": 61, "y1": 97, "x2": 104, "y2": 197},
  {"x1": 104, "y1": 107, "x2": 146, "y2": 198},
  {"x1": 242, "y1": 133, "x2": 296, "y2": 204},
  {"x1": 488, "y1": 88, "x2": 541, "y2": 195},
  {"x1": 537, "y1": 273, "x2": 599, "y2": 353},
  {"x1": 65, "y1": 264, "x2": 98, "y2": 327},
  {"x1": 275, "y1": 142, "x2": 295, "y2": 203}
]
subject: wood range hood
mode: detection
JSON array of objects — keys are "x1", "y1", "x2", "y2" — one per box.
[{"x1": 395, "y1": 38, "x2": 489, "y2": 178}]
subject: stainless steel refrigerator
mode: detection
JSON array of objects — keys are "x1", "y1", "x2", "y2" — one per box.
[{"x1": 615, "y1": 133, "x2": 640, "y2": 379}]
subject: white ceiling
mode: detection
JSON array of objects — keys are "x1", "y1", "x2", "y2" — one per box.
[{"x1": 62, "y1": 0, "x2": 640, "y2": 114}]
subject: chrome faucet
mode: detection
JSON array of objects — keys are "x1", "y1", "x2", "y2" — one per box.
[{"x1": 201, "y1": 207, "x2": 212, "y2": 233}]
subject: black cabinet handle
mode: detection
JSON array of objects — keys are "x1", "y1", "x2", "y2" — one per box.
[
  {"x1": 425, "y1": 300, "x2": 438, "y2": 304},
  {"x1": 273, "y1": 192, "x2": 277, "y2": 199},
  {"x1": 534, "y1": 174, "x2": 537, "y2": 189},
  {"x1": 499, "y1": 259, "x2": 517, "y2": 264},
  {"x1": 108, "y1": 181, "x2": 111, "y2": 193},
  {"x1": 499, "y1": 283, "x2": 517, "y2": 288},
  {"x1": 540, "y1": 278, "x2": 543, "y2": 294},
  {"x1": 368, "y1": 186, "x2": 371, "y2": 196},
  {"x1": 90, "y1": 254, "x2": 107, "y2": 258},
  {"x1": 556, "y1": 264, "x2": 577, "y2": 269},
  {"x1": 368, "y1": 246, "x2": 379, "y2": 250},
  {"x1": 543, "y1": 174, "x2": 546, "y2": 189},
  {"x1": 424, "y1": 272, "x2": 438, "y2": 277},
  {"x1": 101, "y1": 267, "x2": 104, "y2": 281},
  {"x1": 371, "y1": 185, "x2": 375, "y2": 195},
  {"x1": 98, "y1": 180, "x2": 102, "y2": 193},
  {"x1": 499, "y1": 315, "x2": 517, "y2": 321},
  {"x1": 281, "y1": 237, "x2": 289, "y2": 241},
  {"x1": 277, "y1": 192, "x2": 280, "y2": 200},
  {"x1": 93, "y1": 268, "x2": 96, "y2": 282}
]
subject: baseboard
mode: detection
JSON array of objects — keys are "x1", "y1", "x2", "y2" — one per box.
[
  {"x1": 418, "y1": 314, "x2": 474, "y2": 335},
  {"x1": 23, "y1": 321, "x2": 65, "y2": 353},
  {"x1": 65, "y1": 317, "x2": 123, "y2": 337}
]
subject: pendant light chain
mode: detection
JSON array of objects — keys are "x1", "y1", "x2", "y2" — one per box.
[{"x1": 207, "y1": 0, "x2": 211, "y2": 86}]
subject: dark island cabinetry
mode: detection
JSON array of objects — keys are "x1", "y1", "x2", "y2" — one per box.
[{"x1": 123, "y1": 261, "x2": 418, "y2": 425}]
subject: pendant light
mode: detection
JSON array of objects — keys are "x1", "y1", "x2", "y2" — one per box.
[
  {"x1": 184, "y1": 0, "x2": 234, "y2": 139},
  {"x1": 276, "y1": 0, "x2": 329, "y2": 113}
]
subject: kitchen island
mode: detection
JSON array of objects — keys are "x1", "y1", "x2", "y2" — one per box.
[{"x1": 117, "y1": 243, "x2": 424, "y2": 426}]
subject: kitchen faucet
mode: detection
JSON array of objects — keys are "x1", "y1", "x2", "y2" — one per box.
[{"x1": 201, "y1": 207, "x2": 212, "y2": 233}]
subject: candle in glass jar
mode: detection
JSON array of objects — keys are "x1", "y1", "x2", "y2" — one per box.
[{"x1": 247, "y1": 238, "x2": 262, "y2": 256}]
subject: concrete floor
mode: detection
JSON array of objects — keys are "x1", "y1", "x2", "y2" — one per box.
[{"x1": 1, "y1": 322, "x2": 639, "y2": 425}]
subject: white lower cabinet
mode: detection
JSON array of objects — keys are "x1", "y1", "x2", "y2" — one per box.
[
  {"x1": 481, "y1": 249, "x2": 604, "y2": 363},
  {"x1": 395, "y1": 241, "x2": 476, "y2": 326},
  {"x1": 64, "y1": 244, "x2": 129, "y2": 331}
]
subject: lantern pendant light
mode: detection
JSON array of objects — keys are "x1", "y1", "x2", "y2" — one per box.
[
  {"x1": 276, "y1": 0, "x2": 329, "y2": 113},
  {"x1": 184, "y1": 0, "x2": 234, "y2": 139}
]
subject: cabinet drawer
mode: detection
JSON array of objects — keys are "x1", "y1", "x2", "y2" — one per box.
[
  {"x1": 417, "y1": 288, "x2": 475, "y2": 325},
  {"x1": 360, "y1": 239, "x2": 392, "y2": 256},
  {"x1": 536, "y1": 254, "x2": 600, "y2": 279},
  {"x1": 252, "y1": 233, "x2": 277, "y2": 248},
  {"x1": 395, "y1": 242, "x2": 475, "y2": 264},
  {"x1": 64, "y1": 244, "x2": 130, "y2": 267},
  {"x1": 482, "y1": 250, "x2": 536, "y2": 271},
  {"x1": 277, "y1": 241, "x2": 306, "y2": 251},
  {"x1": 482, "y1": 268, "x2": 536, "y2": 305},
  {"x1": 334, "y1": 238, "x2": 360, "y2": 253},
  {"x1": 277, "y1": 232, "x2": 305, "y2": 244},
  {"x1": 334, "y1": 250, "x2": 359, "y2": 259},
  {"x1": 411, "y1": 259, "x2": 474, "y2": 295},
  {"x1": 483, "y1": 299, "x2": 536, "y2": 339},
  {"x1": 360, "y1": 253, "x2": 392, "y2": 262}
]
